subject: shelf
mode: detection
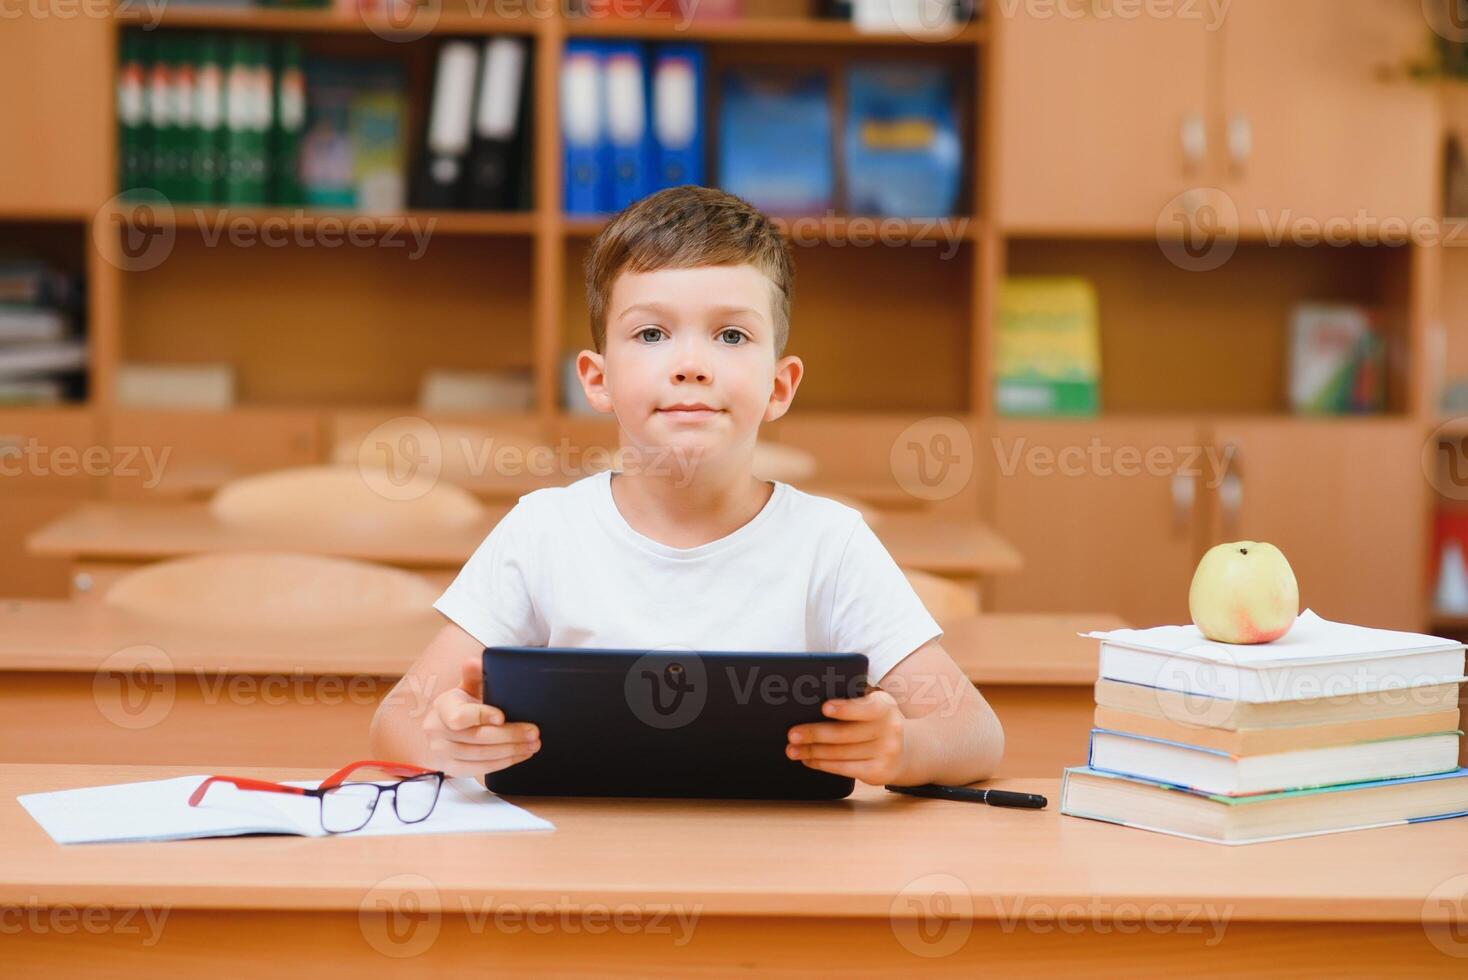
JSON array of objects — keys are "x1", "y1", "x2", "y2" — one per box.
[
  {"x1": 123, "y1": 8, "x2": 986, "y2": 45},
  {"x1": 564, "y1": 214, "x2": 981, "y2": 244},
  {"x1": 562, "y1": 16, "x2": 987, "y2": 46},
  {"x1": 121, "y1": 7, "x2": 538, "y2": 37},
  {"x1": 109, "y1": 205, "x2": 538, "y2": 238}
]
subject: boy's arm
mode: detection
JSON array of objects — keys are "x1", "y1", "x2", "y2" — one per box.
[
  {"x1": 369, "y1": 621, "x2": 540, "y2": 775},
  {"x1": 787, "y1": 638, "x2": 1004, "y2": 787}
]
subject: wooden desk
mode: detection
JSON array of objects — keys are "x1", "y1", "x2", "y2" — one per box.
[
  {"x1": 0, "y1": 607, "x2": 1110, "y2": 775},
  {"x1": 0, "y1": 599, "x2": 435, "y2": 767},
  {"x1": 27, "y1": 502, "x2": 1022, "y2": 599},
  {"x1": 4, "y1": 764, "x2": 1465, "y2": 976}
]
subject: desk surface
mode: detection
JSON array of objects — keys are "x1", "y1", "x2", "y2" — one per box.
[
  {"x1": 0, "y1": 598, "x2": 436, "y2": 675},
  {"x1": 27, "y1": 502, "x2": 1023, "y2": 577},
  {"x1": 25, "y1": 502, "x2": 507, "y2": 568},
  {"x1": 944, "y1": 613, "x2": 1119, "y2": 685},
  {"x1": 0, "y1": 605, "x2": 1109, "y2": 685},
  {"x1": 2, "y1": 763, "x2": 1464, "y2": 922}
]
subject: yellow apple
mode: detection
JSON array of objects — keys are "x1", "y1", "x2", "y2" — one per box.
[{"x1": 1188, "y1": 541, "x2": 1299, "y2": 644}]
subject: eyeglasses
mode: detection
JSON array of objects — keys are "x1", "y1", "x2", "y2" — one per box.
[{"x1": 188, "y1": 759, "x2": 447, "y2": 834}]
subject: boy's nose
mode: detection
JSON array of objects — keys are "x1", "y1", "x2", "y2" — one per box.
[{"x1": 672, "y1": 357, "x2": 710, "y2": 383}]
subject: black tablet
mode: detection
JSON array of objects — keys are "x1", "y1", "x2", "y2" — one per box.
[{"x1": 481, "y1": 647, "x2": 870, "y2": 800}]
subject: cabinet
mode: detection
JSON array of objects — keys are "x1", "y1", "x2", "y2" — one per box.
[
  {"x1": 0, "y1": 18, "x2": 112, "y2": 215},
  {"x1": 997, "y1": 7, "x2": 1212, "y2": 233},
  {"x1": 988, "y1": 419, "x2": 1205, "y2": 627},
  {"x1": 1207, "y1": 418, "x2": 1428, "y2": 630},
  {"x1": 990, "y1": 418, "x2": 1428, "y2": 630},
  {"x1": 1219, "y1": 0, "x2": 1437, "y2": 235},
  {"x1": 0, "y1": 409, "x2": 100, "y2": 598},
  {"x1": 998, "y1": 0, "x2": 1438, "y2": 235}
]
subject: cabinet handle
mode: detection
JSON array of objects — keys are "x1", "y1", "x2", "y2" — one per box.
[
  {"x1": 1227, "y1": 114, "x2": 1253, "y2": 175},
  {"x1": 1181, "y1": 113, "x2": 1207, "y2": 174},
  {"x1": 1171, "y1": 472, "x2": 1196, "y2": 537}
]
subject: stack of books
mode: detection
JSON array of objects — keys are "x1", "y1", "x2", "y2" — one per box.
[
  {"x1": 1061, "y1": 610, "x2": 1468, "y2": 844},
  {"x1": 0, "y1": 261, "x2": 86, "y2": 405}
]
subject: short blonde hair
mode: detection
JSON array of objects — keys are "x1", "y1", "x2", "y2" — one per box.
[{"x1": 584, "y1": 185, "x2": 794, "y2": 355}]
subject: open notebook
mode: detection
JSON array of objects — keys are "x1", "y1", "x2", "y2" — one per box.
[{"x1": 19, "y1": 774, "x2": 554, "y2": 845}]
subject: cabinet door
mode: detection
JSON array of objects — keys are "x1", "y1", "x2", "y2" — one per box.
[
  {"x1": 0, "y1": 17, "x2": 112, "y2": 215},
  {"x1": 1220, "y1": 0, "x2": 1437, "y2": 234},
  {"x1": 988, "y1": 420, "x2": 1206, "y2": 627},
  {"x1": 996, "y1": 7, "x2": 1211, "y2": 233},
  {"x1": 1208, "y1": 419, "x2": 1428, "y2": 631}
]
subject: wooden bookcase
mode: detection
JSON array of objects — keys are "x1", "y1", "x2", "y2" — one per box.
[{"x1": 0, "y1": 2, "x2": 1455, "y2": 632}]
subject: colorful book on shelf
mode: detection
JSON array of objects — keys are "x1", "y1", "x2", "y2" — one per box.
[
  {"x1": 602, "y1": 41, "x2": 654, "y2": 212},
  {"x1": 561, "y1": 39, "x2": 607, "y2": 215},
  {"x1": 995, "y1": 277, "x2": 1101, "y2": 417},
  {"x1": 718, "y1": 67, "x2": 834, "y2": 215},
  {"x1": 1060, "y1": 765, "x2": 1468, "y2": 845},
  {"x1": 1086, "y1": 609, "x2": 1468, "y2": 703},
  {"x1": 1288, "y1": 302, "x2": 1385, "y2": 415},
  {"x1": 842, "y1": 61, "x2": 960, "y2": 218},
  {"x1": 651, "y1": 45, "x2": 705, "y2": 191}
]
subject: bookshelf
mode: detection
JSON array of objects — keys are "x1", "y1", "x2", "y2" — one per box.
[{"x1": 0, "y1": 2, "x2": 1453, "y2": 631}]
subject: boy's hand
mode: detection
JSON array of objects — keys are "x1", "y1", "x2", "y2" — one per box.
[
  {"x1": 786, "y1": 690, "x2": 907, "y2": 786},
  {"x1": 420, "y1": 658, "x2": 541, "y2": 778}
]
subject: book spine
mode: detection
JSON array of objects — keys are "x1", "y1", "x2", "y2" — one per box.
[{"x1": 272, "y1": 39, "x2": 306, "y2": 206}]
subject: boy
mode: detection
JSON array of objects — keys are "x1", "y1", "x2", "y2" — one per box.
[{"x1": 370, "y1": 185, "x2": 1004, "y2": 788}]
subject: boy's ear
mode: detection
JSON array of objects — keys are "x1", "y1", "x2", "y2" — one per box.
[
  {"x1": 576, "y1": 349, "x2": 617, "y2": 415},
  {"x1": 763, "y1": 355, "x2": 803, "y2": 423}
]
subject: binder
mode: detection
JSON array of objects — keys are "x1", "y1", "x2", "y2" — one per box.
[
  {"x1": 561, "y1": 39, "x2": 605, "y2": 215},
  {"x1": 117, "y1": 31, "x2": 150, "y2": 195},
  {"x1": 602, "y1": 41, "x2": 651, "y2": 211},
  {"x1": 192, "y1": 33, "x2": 225, "y2": 204},
  {"x1": 147, "y1": 33, "x2": 177, "y2": 201},
  {"x1": 413, "y1": 40, "x2": 480, "y2": 210},
  {"x1": 272, "y1": 39, "x2": 305, "y2": 206},
  {"x1": 221, "y1": 35, "x2": 260, "y2": 205},
  {"x1": 651, "y1": 44, "x2": 704, "y2": 191},
  {"x1": 466, "y1": 36, "x2": 529, "y2": 211}
]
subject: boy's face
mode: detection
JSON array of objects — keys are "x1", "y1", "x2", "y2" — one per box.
[{"x1": 577, "y1": 263, "x2": 803, "y2": 472}]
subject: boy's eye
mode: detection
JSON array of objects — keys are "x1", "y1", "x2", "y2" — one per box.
[
  {"x1": 718, "y1": 328, "x2": 746, "y2": 345},
  {"x1": 637, "y1": 327, "x2": 665, "y2": 343}
]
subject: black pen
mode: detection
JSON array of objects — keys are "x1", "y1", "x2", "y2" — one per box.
[{"x1": 885, "y1": 783, "x2": 1048, "y2": 809}]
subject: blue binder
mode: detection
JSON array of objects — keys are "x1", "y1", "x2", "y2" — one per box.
[
  {"x1": 651, "y1": 44, "x2": 704, "y2": 191},
  {"x1": 561, "y1": 39, "x2": 605, "y2": 215},
  {"x1": 602, "y1": 41, "x2": 653, "y2": 211}
]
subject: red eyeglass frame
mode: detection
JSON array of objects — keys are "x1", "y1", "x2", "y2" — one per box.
[{"x1": 188, "y1": 760, "x2": 447, "y2": 833}]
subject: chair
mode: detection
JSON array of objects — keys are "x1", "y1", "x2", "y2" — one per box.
[
  {"x1": 102, "y1": 552, "x2": 441, "y2": 631},
  {"x1": 211, "y1": 465, "x2": 486, "y2": 535}
]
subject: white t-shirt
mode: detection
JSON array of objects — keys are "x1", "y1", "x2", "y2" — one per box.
[{"x1": 433, "y1": 470, "x2": 942, "y2": 683}]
